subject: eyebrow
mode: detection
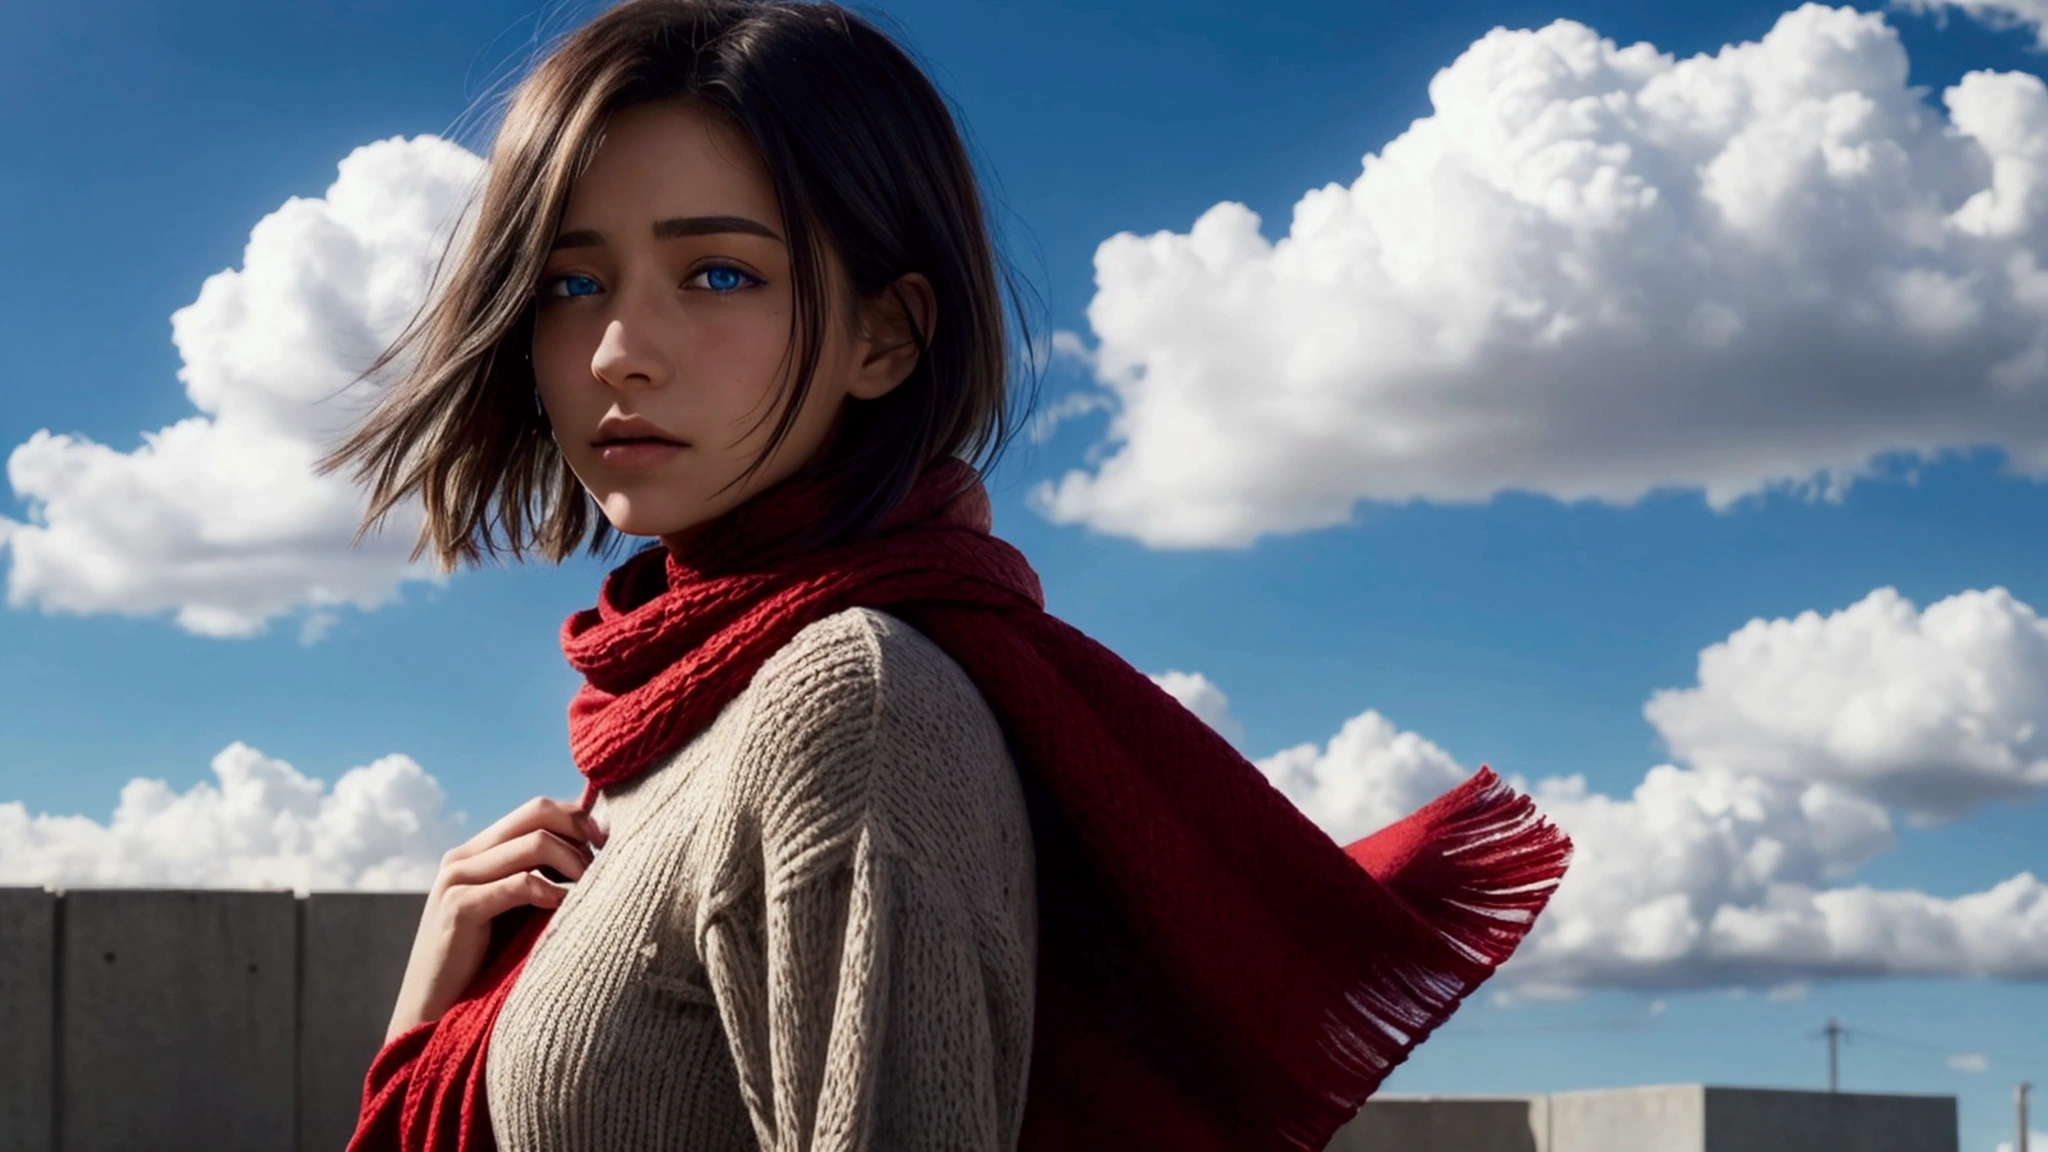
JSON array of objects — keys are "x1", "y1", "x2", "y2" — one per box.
[{"x1": 548, "y1": 215, "x2": 784, "y2": 251}]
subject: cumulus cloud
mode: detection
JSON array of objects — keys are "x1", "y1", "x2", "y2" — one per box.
[
  {"x1": 1025, "y1": 331, "x2": 1115, "y2": 445},
  {"x1": 1515, "y1": 769, "x2": 2048, "y2": 990},
  {"x1": 1038, "y1": 4, "x2": 2048, "y2": 547},
  {"x1": 1255, "y1": 709, "x2": 1469, "y2": 840},
  {"x1": 1999, "y1": 1134, "x2": 2048, "y2": 1152},
  {"x1": 0, "y1": 743, "x2": 464, "y2": 893},
  {"x1": 1049, "y1": 329, "x2": 1098, "y2": 372},
  {"x1": 1646, "y1": 587, "x2": 2048, "y2": 821},
  {"x1": 0, "y1": 135, "x2": 483, "y2": 637},
  {"x1": 1899, "y1": 0, "x2": 2048, "y2": 47},
  {"x1": 1149, "y1": 669, "x2": 1247, "y2": 743},
  {"x1": 1029, "y1": 390, "x2": 1117, "y2": 446},
  {"x1": 1947, "y1": 1051, "x2": 1991, "y2": 1072},
  {"x1": 1223, "y1": 583, "x2": 2048, "y2": 992}
]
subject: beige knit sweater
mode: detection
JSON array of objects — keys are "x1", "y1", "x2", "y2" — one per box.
[{"x1": 485, "y1": 608, "x2": 1038, "y2": 1151}]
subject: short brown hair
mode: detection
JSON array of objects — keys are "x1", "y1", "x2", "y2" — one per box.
[{"x1": 316, "y1": 0, "x2": 1036, "y2": 570}]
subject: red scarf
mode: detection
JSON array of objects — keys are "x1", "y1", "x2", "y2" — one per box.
[{"x1": 348, "y1": 459, "x2": 1570, "y2": 1152}]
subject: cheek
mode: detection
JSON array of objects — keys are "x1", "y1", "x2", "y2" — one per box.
[
  {"x1": 707, "y1": 312, "x2": 794, "y2": 378},
  {"x1": 529, "y1": 321, "x2": 581, "y2": 387},
  {"x1": 703, "y1": 317, "x2": 806, "y2": 417}
]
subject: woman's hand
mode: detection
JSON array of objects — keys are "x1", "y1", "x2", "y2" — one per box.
[{"x1": 385, "y1": 796, "x2": 608, "y2": 1042}]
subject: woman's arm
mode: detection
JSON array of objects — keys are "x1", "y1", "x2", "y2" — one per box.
[
  {"x1": 703, "y1": 821, "x2": 1029, "y2": 1152},
  {"x1": 694, "y1": 608, "x2": 1036, "y2": 1152}
]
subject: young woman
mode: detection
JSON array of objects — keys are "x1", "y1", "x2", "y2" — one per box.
[{"x1": 320, "y1": 2, "x2": 1572, "y2": 1150}]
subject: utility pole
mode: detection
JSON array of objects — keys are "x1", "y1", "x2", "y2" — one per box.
[
  {"x1": 2019, "y1": 1082, "x2": 2031, "y2": 1152},
  {"x1": 1824, "y1": 1018, "x2": 1843, "y2": 1093}
]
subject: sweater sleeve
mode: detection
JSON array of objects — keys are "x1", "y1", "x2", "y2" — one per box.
[{"x1": 695, "y1": 609, "x2": 1036, "y2": 1152}]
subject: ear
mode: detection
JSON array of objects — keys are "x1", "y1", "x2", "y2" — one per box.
[{"x1": 847, "y1": 273, "x2": 937, "y2": 401}]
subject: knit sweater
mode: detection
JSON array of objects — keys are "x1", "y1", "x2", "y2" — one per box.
[{"x1": 484, "y1": 607, "x2": 1039, "y2": 1151}]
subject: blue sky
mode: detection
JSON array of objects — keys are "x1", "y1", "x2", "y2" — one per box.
[{"x1": 3, "y1": 0, "x2": 2047, "y2": 1147}]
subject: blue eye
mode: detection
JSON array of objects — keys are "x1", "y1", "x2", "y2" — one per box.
[
  {"x1": 543, "y1": 274, "x2": 601, "y2": 299},
  {"x1": 539, "y1": 266, "x2": 756, "y2": 300},
  {"x1": 691, "y1": 265, "x2": 760, "y2": 294}
]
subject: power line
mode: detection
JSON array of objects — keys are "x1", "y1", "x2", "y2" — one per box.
[
  {"x1": 1422, "y1": 1011, "x2": 2048, "y2": 1077},
  {"x1": 1848, "y1": 1025, "x2": 2048, "y2": 1073},
  {"x1": 1428, "y1": 1017, "x2": 1667, "y2": 1039}
]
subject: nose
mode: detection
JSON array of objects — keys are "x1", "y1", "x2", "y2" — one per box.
[{"x1": 589, "y1": 298, "x2": 671, "y2": 391}]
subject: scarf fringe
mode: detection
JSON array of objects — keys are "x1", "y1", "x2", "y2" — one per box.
[{"x1": 1286, "y1": 767, "x2": 1572, "y2": 1149}]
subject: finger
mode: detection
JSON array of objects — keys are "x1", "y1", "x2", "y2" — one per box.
[
  {"x1": 471, "y1": 796, "x2": 591, "y2": 853},
  {"x1": 446, "y1": 870, "x2": 569, "y2": 925},
  {"x1": 446, "y1": 829, "x2": 593, "y2": 889},
  {"x1": 446, "y1": 796, "x2": 595, "y2": 862},
  {"x1": 443, "y1": 828, "x2": 593, "y2": 889}
]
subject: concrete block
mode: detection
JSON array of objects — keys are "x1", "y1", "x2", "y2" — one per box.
[
  {"x1": 0, "y1": 888, "x2": 55, "y2": 1152},
  {"x1": 1548, "y1": 1083, "x2": 1706, "y2": 1152},
  {"x1": 1330, "y1": 1095, "x2": 1545, "y2": 1152},
  {"x1": 1704, "y1": 1087, "x2": 1958, "y2": 1152},
  {"x1": 297, "y1": 891, "x2": 426, "y2": 1152},
  {"x1": 59, "y1": 890, "x2": 296, "y2": 1152}
]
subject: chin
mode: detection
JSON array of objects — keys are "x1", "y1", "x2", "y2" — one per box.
[{"x1": 596, "y1": 496, "x2": 708, "y2": 541}]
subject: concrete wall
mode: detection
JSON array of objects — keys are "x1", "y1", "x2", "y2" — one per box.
[
  {"x1": 298, "y1": 893, "x2": 425, "y2": 1152},
  {"x1": 1332, "y1": 1095, "x2": 1544, "y2": 1152},
  {"x1": 0, "y1": 887, "x2": 425, "y2": 1152},
  {"x1": 1548, "y1": 1084, "x2": 1707, "y2": 1152},
  {"x1": 0, "y1": 888, "x2": 54, "y2": 1152},
  {"x1": 1, "y1": 887, "x2": 1964, "y2": 1152},
  {"x1": 61, "y1": 890, "x2": 298, "y2": 1152},
  {"x1": 1705, "y1": 1086, "x2": 1958, "y2": 1152},
  {"x1": 1332, "y1": 1085, "x2": 1958, "y2": 1152}
]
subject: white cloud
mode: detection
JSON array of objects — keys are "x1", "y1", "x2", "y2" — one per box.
[
  {"x1": 1254, "y1": 709, "x2": 1469, "y2": 842},
  {"x1": 1998, "y1": 1134, "x2": 2048, "y2": 1152},
  {"x1": 1037, "y1": 4, "x2": 2048, "y2": 548},
  {"x1": 1149, "y1": 669, "x2": 1246, "y2": 743},
  {"x1": 1028, "y1": 331, "x2": 1115, "y2": 444},
  {"x1": 1, "y1": 135, "x2": 483, "y2": 637},
  {"x1": 1899, "y1": 0, "x2": 2048, "y2": 47},
  {"x1": 1432, "y1": 745, "x2": 2043, "y2": 991},
  {"x1": 1029, "y1": 391, "x2": 1117, "y2": 446},
  {"x1": 1049, "y1": 329, "x2": 1097, "y2": 371},
  {"x1": 1645, "y1": 587, "x2": 2048, "y2": 821},
  {"x1": 1947, "y1": 1051, "x2": 1991, "y2": 1072},
  {"x1": 1225, "y1": 585, "x2": 2048, "y2": 992},
  {"x1": 0, "y1": 743, "x2": 463, "y2": 893}
]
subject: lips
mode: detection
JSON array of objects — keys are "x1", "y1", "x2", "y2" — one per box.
[
  {"x1": 593, "y1": 413, "x2": 687, "y2": 447},
  {"x1": 595, "y1": 438, "x2": 686, "y2": 468}
]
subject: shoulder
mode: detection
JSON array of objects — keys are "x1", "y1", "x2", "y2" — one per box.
[
  {"x1": 748, "y1": 607, "x2": 995, "y2": 748},
  {"x1": 741, "y1": 606, "x2": 1011, "y2": 795},
  {"x1": 733, "y1": 607, "x2": 1023, "y2": 867}
]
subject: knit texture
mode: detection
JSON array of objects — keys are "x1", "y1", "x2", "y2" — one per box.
[
  {"x1": 485, "y1": 608, "x2": 1036, "y2": 1151},
  {"x1": 348, "y1": 458, "x2": 1573, "y2": 1152}
]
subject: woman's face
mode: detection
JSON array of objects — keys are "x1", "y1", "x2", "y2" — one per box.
[{"x1": 530, "y1": 98, "x2": 923, "y2": 551}]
